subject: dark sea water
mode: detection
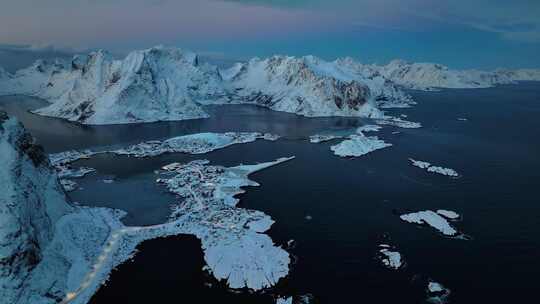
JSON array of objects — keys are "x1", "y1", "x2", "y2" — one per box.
[{"x1": 1, "y1": 83, "x2": 539, "y2": 303}]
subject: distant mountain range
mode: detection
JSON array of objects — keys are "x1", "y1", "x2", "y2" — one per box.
[{"x1": 1, "y1": 46, "x2": 539, "y2": 125}]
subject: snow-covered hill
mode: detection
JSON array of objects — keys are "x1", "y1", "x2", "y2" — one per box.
[
  {"x1": 220, "y1": 55, "x2": 385, "y2": 118},
  {"x1": 377, "y1": 60, "x2": 540, "y2": 91}
]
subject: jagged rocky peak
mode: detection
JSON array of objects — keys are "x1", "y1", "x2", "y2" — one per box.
[
  {"x1": 0, "y1": 111, "x2": 71, "y2": 297},
  {"x1": 225, "y1": 54, "x2": 383, "y2": 118},
  {"x1": 70, "y1": 49, "x2": 112, "y2": 73}
]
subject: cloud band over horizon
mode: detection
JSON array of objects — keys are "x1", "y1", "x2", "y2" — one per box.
[{"x1": 0, "y1": 0, "x2": 539, "y2": 69}]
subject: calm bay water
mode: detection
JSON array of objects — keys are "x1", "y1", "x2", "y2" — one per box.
[{"x1": 1, "y1": 83, "x2": 539, "y2": 303}]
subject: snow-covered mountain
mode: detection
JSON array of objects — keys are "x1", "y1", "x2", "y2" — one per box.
[
  {"x1": 377, "y1": 60, "x2": 540, "y2": 91},
  {"x1": 494, "y1": 68, "x2": 540, "y2": 82},
  {"x1": 220, "y1": 55, "x2": 385, "y2": 118},
  {"x1": 333, "y1": 57, "x2": 415, "y2": 108},
  {"x1": 0, "y1": 111, "x2": 72, "y2": 302},
  {"x1": 0, "y1": 59, "x2": 68, "y2": 96},
  {"x1": 0, "y1": 47, "x2": 224, "y2": 125},
  {"x1": 31, "y1": 47, "x2": 226, "y2": 124},
  {"x1": 2, "y1": 46, "x2": 540, "y2": 124}
]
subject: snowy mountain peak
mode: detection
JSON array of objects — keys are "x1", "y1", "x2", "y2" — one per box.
[
  {"x1": 223, "y1": 54, "x2": 384, "y2": 118},
  {"x1": 3, "y1": 47, "x2": 540, "y2": 124},
  {"x1": 29, "y1": 46, "x2": 227, "y2": 124}
]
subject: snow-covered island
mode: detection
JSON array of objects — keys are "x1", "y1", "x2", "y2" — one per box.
[
  {"x1": 427, "y1": 281, "x2": 452, "y2": 304},
  {"x1": 47, "y1": 132, "x2": 280, "y2": 191},
  {"x1": 113, "y1": 132, "x2": 279, "y2": 157},
  {"x1": 0, "y1": 112, "x2": 294, "y2": 303},
  {"x1": 409, "y1": 158, "x2": 460, "y2": 177},
  {"x1": 309, "y1": 134, "x2": 345, "y2": 144},
  {"x1": 377, "y1": 244, "x2": 404, "y2": 270},
  {"x1": 375, "y1": 117, "x2": 422, "y2": 129},
  {"x1": 310, "y1": 124, "x2": 392, "y2": 158},
  {"x1": 331, "y1": 133, "x2": 392, "y2": 157},
  {"x1": 48, "y1": 132, "x2": 279, "y2": 163},
  {"x1": 400, "y1": 210, "x2": 462, "y2": 237},
  {"x1": 156, "y1": 157, "x2": 295, "y2": 289}
]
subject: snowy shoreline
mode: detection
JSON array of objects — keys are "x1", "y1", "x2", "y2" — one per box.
[
  {"x1": 23, "y1": 157, "x2": 296, "y2": 304},
  {"x1": 1, "y1": 115, "x2": 295, "y2": 303}
]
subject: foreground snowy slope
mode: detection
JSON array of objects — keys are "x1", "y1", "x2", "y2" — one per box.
[
  {"x1": 0, "y1": 111, "x2": 72, "y2": 302},
  {"x1": 0, "y1": 112, "x2": 293, "y2": 303},
  {"x1": 0, "y1": 111, "x2": 133, "y2": 304}
]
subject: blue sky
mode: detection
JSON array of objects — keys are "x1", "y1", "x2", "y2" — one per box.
[{"x1": 1, "y1": 0, "x2": 539, "y2": 69}]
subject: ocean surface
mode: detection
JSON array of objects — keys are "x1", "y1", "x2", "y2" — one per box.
[{"x1": 1, "y1": 83, "x2": 539, "y2": 303}]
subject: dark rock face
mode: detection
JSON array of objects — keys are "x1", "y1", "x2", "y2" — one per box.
[{"x1": 15, "y1": 131, "x2": 47, "y2": 167}]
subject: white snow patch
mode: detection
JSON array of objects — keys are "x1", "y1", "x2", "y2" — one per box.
[
  {"x1": 357, "y1": 124, "x2": 382, "y2": 133},
  {"x1": 436, "y1": 210, "x2": 460, "y2": 220},
  {"x1": 400, "y1": 210, "x2": 459, "y2": 236},
  {"x1": 309, "y1": 134, "x2": 344, "y2": 143},
  {"x1": 376, "y1": 117, "x2": 422, "y2": 129},
  {"x1": 330, "y1": 133, "x2": 391, "y2": 157},
  {"x1": 409, "y1": 158, "x2": 459, "y2": 177},
  {"x1": 276, "y1": 297, "x2": 293, "y2": 304},
  {"x1": 427, "y1": 166, "x2": 459, "y2": 177},
  {"x1": 410, "y1": 159, "x2": 431, "y2": 169},
  {"x1": 113, "y1": 132, "x2": 279, "y2": 157},
  {"x1": 427, "y1": 281, "x2": 451, "y2": 304},
  {"x1": 377, "y1": 244, "x2": 404, "y2": 270}
]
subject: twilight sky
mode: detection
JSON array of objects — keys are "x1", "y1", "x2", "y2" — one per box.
[{"x1": 1, "y1": 0, "x2": 540, "y2": 69}]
